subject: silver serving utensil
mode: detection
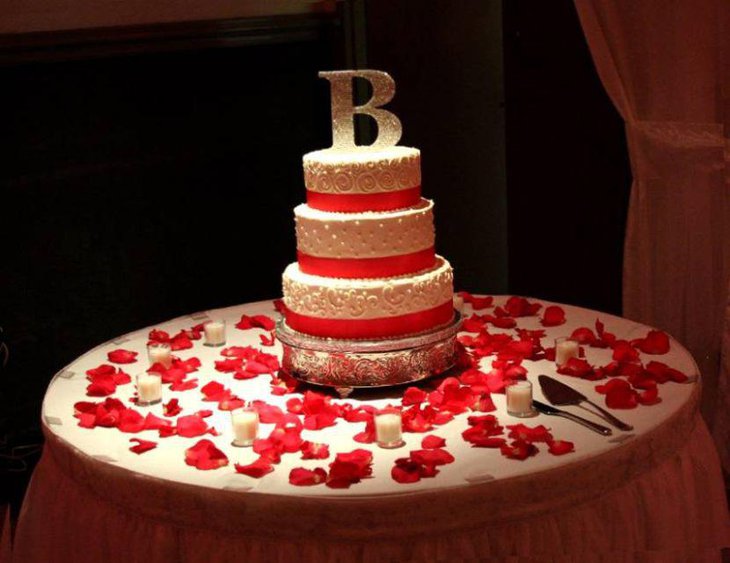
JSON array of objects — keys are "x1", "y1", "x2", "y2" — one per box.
[
  {"x1": 532, "y1": 399, "x2": 612, "y2": 436},
  {"x1": 538, "y1": 375, "x2": 634, "y2": 431}
]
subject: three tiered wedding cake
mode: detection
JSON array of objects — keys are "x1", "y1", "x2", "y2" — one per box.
[{"x1": 281, "y1": 70, "x2": 454, "y2": 341}]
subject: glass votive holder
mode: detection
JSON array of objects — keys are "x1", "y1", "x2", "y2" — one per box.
[
  {"x1": 506, "y1": 380, "x2": 536, "y2": 418},
  {"x1": 147, "y1": 342, "x2": 173, "y2": 369},
  {"x1": 203, "y1": 319, "x2": 227, "y2": 347},
  {"x1": 374, "y1": 408, "x2": 405, "y2": 449},
  {"x1": 555, "y1": 336, "x2": 580, "y2": 367},
  {"x1": 136, "y1": 372, "x2": 162, "y2": 406},
  {"x1": 231, "y1": 404, "x2": 259, "y2": 447}
]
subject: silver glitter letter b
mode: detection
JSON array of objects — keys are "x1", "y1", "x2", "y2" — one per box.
[{"x1": 319, "y1": 70, "x2": 402, "y2": 150}]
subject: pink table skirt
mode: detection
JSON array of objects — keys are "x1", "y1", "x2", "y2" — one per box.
[{"x1": 10, "y1": 415, "x2": 730, "y2": 562}]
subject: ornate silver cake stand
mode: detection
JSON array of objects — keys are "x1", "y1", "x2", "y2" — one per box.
[{"x1": 276, "y1": 312, "x2": 462, "y2": 397}]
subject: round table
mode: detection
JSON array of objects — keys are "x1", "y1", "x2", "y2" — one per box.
[{"x1": 10, "y1": 297, "x2": 730, "y2": 562}]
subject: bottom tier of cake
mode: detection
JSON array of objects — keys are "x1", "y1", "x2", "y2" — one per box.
[{"x1": 281, "y1": 256, "x2": 454, "y2": 339}]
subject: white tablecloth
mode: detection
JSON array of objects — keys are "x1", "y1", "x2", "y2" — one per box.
[{"x1": 10, "y1": 298, "x2": 730, "y2": 562}]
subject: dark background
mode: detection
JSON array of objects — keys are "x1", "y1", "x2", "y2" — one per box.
[{"x1": 0, "y1": 0, "x2": 630, "y2": 510}]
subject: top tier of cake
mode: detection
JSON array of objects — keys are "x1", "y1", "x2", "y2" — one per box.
[{"x1": 303, "y1": 146, "x2": 421, "y2": 213}]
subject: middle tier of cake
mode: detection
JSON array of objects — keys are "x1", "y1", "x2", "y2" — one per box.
[
  {"x1": 282, "y1": 256, "x2": 454, "y2": 339},
  {"x1": 295, "y1": 198, "x2": 435, "y2": 279}
]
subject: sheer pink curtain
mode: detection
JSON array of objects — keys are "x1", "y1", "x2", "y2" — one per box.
[{"x1": 574, "y1": 0, "x2": 730, "y2": 471}]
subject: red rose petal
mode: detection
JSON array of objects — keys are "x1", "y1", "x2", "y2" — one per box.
[
  {"x1": 402, "y1": 386, "x2": 428, "y2": 405},
  {"x1": 458, "y1": 292, "x2": 494, "y2": 310},
  {"x1": 163, "y1": 398, "x2": 182, "y2": 417},
  {"x1": 557, "y1": 357, "x2": 597, "y2": 379},
  {"x1": 410, "y1": 448, "x2": 455, "y2": 466},
  {"x1": 236, "y1": 314, "x2": 276, "y2": 331},
  {"x1": 421, "y1": 435, "x2": 446, "y2": 449},
  {"x1": 300, "y1": 441, "x2": 330, "y2": 460},
  {"x1": 117, "y1": 409, "x2": 145, "y2": 433},
  {"x1": 143, "y1": 412, "x2": 172, "y2": 431},
  {"x1": 570, "y1": 327, "x2": 597, "y2": 345},
  {"x1": 170, "y1": 378, "x2": 198, "y2": 391},
  {"x1": 259, "y1": 332, "x2": 276, "y2": 347},
  {"x1": 234, "y1": 457, "x2": 274, "y2": 478},
  {"x1": 391, "y1": 458, "x2": 423, "y2": 484},
  {"x1": 500, "y1": 439, "x2": 539, "y2": 460},
  {"x1": 631, "y1": 330, "x2": 670, "y2": 355},
  {"x1": 612, "y1": 340, "x2": 640, "y2": 363},
  {"x1": 107, "y1": 349, "x2": 138, "y2": 364},
  {"x1": 148, "y1": 329, "x2": 171, "y2": 343},
  {"x1": 129, "y1": 438, "x2": 157, "y2": 454},
  {"x1": 185, "y1": 439, "x2": 228, "y2": 470},
  {"x1": 507, "y1": 423, "x2": 553, "y2": 443},
  {"x1": 547, "y1": 440, "x2": 575, "y2": 455},
  {"x1": 176, "y1": 414, "x2": 211, "y2": 437},
  {"x1": 169, "y1": 332, "x2": 193, "y2": 351},
  {"x1": 289, "y1": 467, "x2": 328, "y2": 486},
  {"x1": 541, "y1": 305, "x2": 566, "y2": 327}
]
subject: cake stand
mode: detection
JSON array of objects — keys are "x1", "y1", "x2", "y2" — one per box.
[{"x1": 276, "y1": 311, "x2": 462, "y2": 397}]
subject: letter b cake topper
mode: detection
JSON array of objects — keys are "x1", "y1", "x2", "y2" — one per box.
[{"x1": 319, "y1": 70, "x2": 402, "y2": 150}]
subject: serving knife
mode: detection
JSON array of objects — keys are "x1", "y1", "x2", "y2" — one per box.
[
  {"x1": 532, "y1": 400, "x2": 612, "y2": 436},
  {"x1": 539, "y1": 375, "x2": 634, "y2": 431}
]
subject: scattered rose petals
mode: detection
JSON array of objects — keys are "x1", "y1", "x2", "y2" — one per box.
[
  {"x1": 107, "y1": 349, "x2": 138, "y2": 364},
  {"x1": 185, "y1": 439, "x2": 228, "y2": 470},
  {"x1": 129, "y1": 438, "x2": 157, "y2": 455}
]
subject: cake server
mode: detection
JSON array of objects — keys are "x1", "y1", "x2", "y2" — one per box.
[
  {"x1": 538, "y1": 375, "x2": 634, "y2": 431},
  {"x1": 532, "y1": 400, "x2": 612, "y2": 436}
]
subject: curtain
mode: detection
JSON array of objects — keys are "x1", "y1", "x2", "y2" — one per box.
[{"x1": 573, "y1": 0, "x2": 730, "y2": 472}]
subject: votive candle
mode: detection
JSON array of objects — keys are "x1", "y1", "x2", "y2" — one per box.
[
  {"x1": 136, "y1": 373, "x2": 162, "y2": 406},
  {"x1": 506, "y1": 380, "x2": 534, "y2": 417},
  {"x1": 375, "y1": 409, "x2": 404, "y2": 449},
  {"x1": 204, "y1": 320, "x2": 226, "y2": 347},
  {"x1": 555, "y1": 337, "x2": 579, "y2": 367},
  {"x1": 147, "y1": 342, "x2": 172, "y2": 369},
  {"x1": 231, "y1": 405, "x2": 259, "y2": 447}
]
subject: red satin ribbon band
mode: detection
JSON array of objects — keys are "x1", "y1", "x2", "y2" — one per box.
[
  {"x1": 297, "y1": 248, "x2": 436, "y2": 279},
  {"x1": 306, "y1": 186, "x2": 421, "y2": 212},
  {"x1": 284, "y1": 301, "x2": 454, "y2": 339}
]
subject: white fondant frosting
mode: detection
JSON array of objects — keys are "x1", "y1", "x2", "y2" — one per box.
[
  {"x1": 303, "y1": 146, "x2": 420, "y2": 194},
  {"x1": 282, "y1": 257, "x2": 453, "y2": 320},
  {"x1": 295, "y1": 199, "x2": 435, "y2": 259}
]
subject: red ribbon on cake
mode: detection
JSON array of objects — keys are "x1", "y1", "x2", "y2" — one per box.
[
  {"x1": 297, "y1": 248, "x2": 436, "y2": 279},
  {"x1": 306, "y1": 186, "x2": 421, "y2": 212},
  {"x1": 284, "y1": 301, "x2": 454, "y2": 339}
]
